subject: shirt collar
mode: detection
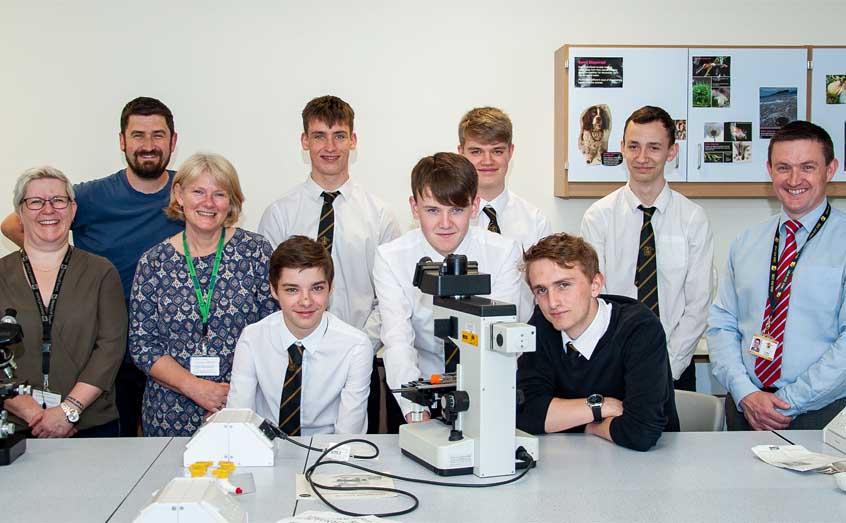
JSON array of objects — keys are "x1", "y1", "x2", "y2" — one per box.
[
  {"x1": 304, "y1": 175, "x2": 350, "y2": 202},
  {"x1": 560, "y1": 298, "x2": 611, "y2": 360},
  {"x1": 779, "y1": 197, "x2": 828, "y2": 233},
  {"x1": 280, "y1": 313, "x2": 329, "y2": 354},
  {"x1": 480, "y1": 189, "x2": 510, "y2": 213},
  {"x1": 623, "y1": 182, "x2": 671, "y2": 214}
]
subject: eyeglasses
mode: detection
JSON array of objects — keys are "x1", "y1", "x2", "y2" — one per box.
[{"x1": 20, "y1": 196, "x2": 72, "y2": 210}]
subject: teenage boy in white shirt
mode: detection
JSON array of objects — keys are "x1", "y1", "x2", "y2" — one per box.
[
  {"x1": 374, "y1": 152, "x2": 524, "y2": 424},
  {"x1": 227, "y1": 235, "x2": 371, "y2": 435},
  {"x1": 258, "y1": 95, "x2": 400, "y2": 433},
  {"x1": 458, "y1": 107, "x2": 551, "y2": 322},
  {"x1": 258, "y1": 95, "x2": 401, "y2": 345},
  {"x1": 580, "y1": 106, "x2": 714, "y2": 391},
  {"x1": 458, "y1": 106, "x2": 551, "y2": 249}
]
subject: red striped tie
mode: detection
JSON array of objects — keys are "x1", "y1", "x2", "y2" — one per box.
[{"x1": 755, "y1": 219, "x2": 801, "y2": 388}]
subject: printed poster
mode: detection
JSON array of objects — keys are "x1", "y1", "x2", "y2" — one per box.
[
  {"x1": 704, "y1": 122, "x2": 751, "y2": 163},
  {"x1": 760, "y1": 87, "x2": 798, "y2": 139},
  {"x1": 575, "y1": 57, "x2": 623, "y2": 88},
  {"x1": 692, "y1": 56, "x2": 731, "y2": 108}
]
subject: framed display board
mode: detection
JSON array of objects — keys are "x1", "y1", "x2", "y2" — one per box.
[{"x1": 554, "y1": 44, "x2": 846, "y2": 198}]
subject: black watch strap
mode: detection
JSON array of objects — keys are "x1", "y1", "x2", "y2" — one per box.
[{"x1": 591, "y1": 404, "x2": 602, "y2": 423}]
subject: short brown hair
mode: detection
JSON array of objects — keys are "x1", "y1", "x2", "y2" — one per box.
[
  {"x1": 522, "y1": 233, "x2": 599, "y2": 286},
  {"x1": 768, "y1": 120, "x2": 834, "y2": 165},
  {"x1": 166, "y1": 153, "x2": 245, "y2": 227},
  {"x1": 302, "y1": 95, "x2": 355, "y2": 133},
  {"x1": 269, "y1": 235, "x2": 335, "y2": 289},
  {"x1": 120, "y1": 96, "x2": 174, "y2": 135},
  {"x1": 458, "y1": 107, "x2": 512, "y2": 146},
  {"x1": 623, "y1": 105, "x2": 675, "y2": 146},
  {"x1": 411, "y1": 152, "x2": 477, "y2": 207}
]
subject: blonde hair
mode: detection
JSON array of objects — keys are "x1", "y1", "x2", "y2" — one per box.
[
  {"x1": 166, "y1": 153, "x2": 244, "y2": 226},
  {"x1": 458, "y1": 106, "x2": 513, "y2": 146}
]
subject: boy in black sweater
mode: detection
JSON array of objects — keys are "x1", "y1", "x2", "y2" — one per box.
[{"x1": 517, "y1": 233, "x2": 679, "y2": 451}]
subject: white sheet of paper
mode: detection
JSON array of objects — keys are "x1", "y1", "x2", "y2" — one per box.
[
  {"x1": 275, "y1": 510, "x2": 388, "y2": 523},
  {"x1": 295, "y1": 473, "x2": 396, "y2": 499},
  {"x1": 751, "y1": 444, "x2": 843, "y2": 472},
  {"x1": 190, "y1": 356, "x2": 221, "y2": 377},
  {"x1": 31, "y1": 389, "x2": 61, "y2": 408}
]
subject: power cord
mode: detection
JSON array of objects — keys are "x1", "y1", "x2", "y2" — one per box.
[{"x1": 297, "y1": 437, "x2": 537, "y2": 518}]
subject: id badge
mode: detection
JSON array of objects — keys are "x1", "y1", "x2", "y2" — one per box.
[
  {"x1": 190, "y1": 356, "x2": 221, "y2": 377},
  {"x1": 31, "y1": 389, "x2": 62, "y2": 408},
  {"x1": 749, "y1": 334, "x2": 778, "y2": 361}
]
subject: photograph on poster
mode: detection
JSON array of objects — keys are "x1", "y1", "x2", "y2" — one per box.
[
  {"x1": 733, "y1": 142, "x2": 752, "y2": 163},
  {"x1": 703, "y1": 122, "x2": 752, "y2": 163},
  {"x1": 827, "y1": 75, "x2": 846, "y2": 104},
  {"x1": 675, "y1": 119, "x2": 687, "y2": 141},
  {"x1": 760, "y1": 87, "x2": 797, "y2": 138},
  {"x1": 705, "y1": 122, "x2": 724, "y2": 141},
  {"x1": 704, "y1": 142, "x2": 732, "y2": 163},
  {"x1": 692, "y1": 56, "x2": 731, "y2": 108},
  {"x1": 575, "y1": 57, "x2": 624, "y2": 88},
  {"x1": 727, "y1": 122, "x2": 752, "y2": 142},
  {"x1": 578, "y1": 104, "x2": 612, "y2": 165}
]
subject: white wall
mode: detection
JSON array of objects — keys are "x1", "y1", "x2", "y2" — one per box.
[{"x1": 1, "y1": 0, "x2": 844, "y2": 271}]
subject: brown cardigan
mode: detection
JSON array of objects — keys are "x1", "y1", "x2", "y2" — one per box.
[{"x1": 0, "y1": 248, "x2": 127, "y2": 431}]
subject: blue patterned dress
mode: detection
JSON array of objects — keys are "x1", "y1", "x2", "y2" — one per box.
[{"x1": 129, "y1": 228, "x2": 278, "y2": 436}]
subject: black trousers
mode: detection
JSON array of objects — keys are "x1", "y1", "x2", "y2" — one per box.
[
  {"x1": 366, "y1": 355, "x2": 405, "y2": 434},
  {"x1": 114, "y1": 362, "x2": 146, "y2": 437},
  {"x1": 726, "y1": 392, "x2": 846, "y2": 430},
  {"x1": 673, "y1": 362, "x2": 697, "y2": 392}
]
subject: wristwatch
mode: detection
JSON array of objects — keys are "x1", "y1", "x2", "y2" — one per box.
[
  {"x1": 60, "y1": 401, "x2": 80, "y2": 425},
  {"x1": 586, "y1": 394, "x2": 604, "y2": 423}
]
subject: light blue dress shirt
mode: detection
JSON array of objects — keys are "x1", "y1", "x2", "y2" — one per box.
[{"x1": 708, "y1": 199, "x2": 846, "y2": 417}]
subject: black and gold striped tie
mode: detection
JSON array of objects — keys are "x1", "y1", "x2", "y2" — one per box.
[
  {"x1": 482, "y1": 206, "x2": 501, "y2": 234},
  {"x1": 444, "y1": 338, "x2": 460, "y2": 373},
  {"x1": 279, "y1": 342, "x2": 304, "y2": 436},
  {"x1": 635, "y1": 205, "x2": 660, "y2": 317},
  {"x1": 317, "y1": 191, "x2": 340, "y2": 253}
]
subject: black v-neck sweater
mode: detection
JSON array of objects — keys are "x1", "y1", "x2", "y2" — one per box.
[{"x1": 517, "y1": 294, "x2": 680, "y2": 451}]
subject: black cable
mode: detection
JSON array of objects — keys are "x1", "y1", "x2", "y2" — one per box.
[{"x1": 295, "y1": 438, "x2": 536, "y2": 518}]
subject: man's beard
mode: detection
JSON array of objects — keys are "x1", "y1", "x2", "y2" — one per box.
[{"x1": 127, "y1": 149, "x2": 169, "y2": 179}]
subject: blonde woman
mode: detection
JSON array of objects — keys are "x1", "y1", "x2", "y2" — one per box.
[{"x1": 129, "y1": 153, "x2": 276, "y2": 436}]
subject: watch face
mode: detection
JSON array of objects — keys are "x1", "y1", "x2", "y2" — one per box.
[{"x1": 587, "y1": 394, "x2": 603, "y2": 406}]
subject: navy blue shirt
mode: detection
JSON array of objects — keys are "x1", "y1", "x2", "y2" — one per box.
[{"x1": 72, "y1": 169, "x2": 183, "y2": 304}]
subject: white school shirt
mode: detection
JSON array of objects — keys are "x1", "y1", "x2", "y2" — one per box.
[
  {"x1": 562, "y1": 298, "x2": 612, "y2": 361},
  {"x1": 227, "y1": 311, "x2": 372, "y2": 435},
  {"x1": 258, "y1": 176, "x2": 402, "y2": 348},
  {"x1": 476, "y1": 189, "x2": 552, "y2": 250},
  {"x1": 374, "y1": 226, "x2": 524, "y2": 415},
  {"x1": 477, "y1": 189, "x2": 552, "y2": 322},
  {"x1": 580, "y1": 182, "x2": 714, "y2": 379}
]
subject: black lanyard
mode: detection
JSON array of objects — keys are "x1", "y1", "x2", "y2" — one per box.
[
  {"x1": 21, "y1": 247, "x2": 73, "y2": 396},
  {"x1": 766, "y1": 203, "x2": 830, "y2": 325}
]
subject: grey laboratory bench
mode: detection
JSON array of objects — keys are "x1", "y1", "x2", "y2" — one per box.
[{"x1": 2, "y1": 431, "x2": 845, "y2": 522}]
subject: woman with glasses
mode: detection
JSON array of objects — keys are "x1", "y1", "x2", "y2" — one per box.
[
  {"x1": 129, "y1": 153, "x2": 277, "y2": 437},
  {"x1": 0, "y1": 167, "x2": 126, "y2": 437}
]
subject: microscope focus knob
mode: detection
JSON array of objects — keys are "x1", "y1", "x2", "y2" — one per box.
[{"x1": 442, "y1": 391, "x2": 470, "y2": 414}]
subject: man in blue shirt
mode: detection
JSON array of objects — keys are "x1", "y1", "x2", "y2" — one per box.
[
  {"x1": 708, "y1": 121, "x2": 846, "y2": 430},
  {"x1": 2, "y1": 96, "x2": 183, "y2": 436}
]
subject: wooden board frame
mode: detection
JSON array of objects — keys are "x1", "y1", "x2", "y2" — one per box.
[{"x1": 554, "y1": 44, "x2": 846, "y2": 199}]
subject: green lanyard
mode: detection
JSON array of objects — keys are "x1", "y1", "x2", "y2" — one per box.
[{"x1": 183, "y1": 228, "x2": 225, "y2": 336}]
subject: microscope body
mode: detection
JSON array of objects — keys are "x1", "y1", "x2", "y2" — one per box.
[{"x1": 397, "y1": 256, "x2": 539, "y2": 477}]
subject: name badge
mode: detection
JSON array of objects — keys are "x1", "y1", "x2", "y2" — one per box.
[
  {"x1": 31, "y1": 389, "x2": 62, "y2": 408},
  {"x1": 749, "y1": 334, "x2": 778, "y2": 361},
  {"x1": 190, "y1": 356, "x2": 221, "y2": 377}
]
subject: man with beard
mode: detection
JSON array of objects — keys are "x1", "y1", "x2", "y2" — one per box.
[{"x1": 2, "y1": 96, "x2": 183, "y2": 436}]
